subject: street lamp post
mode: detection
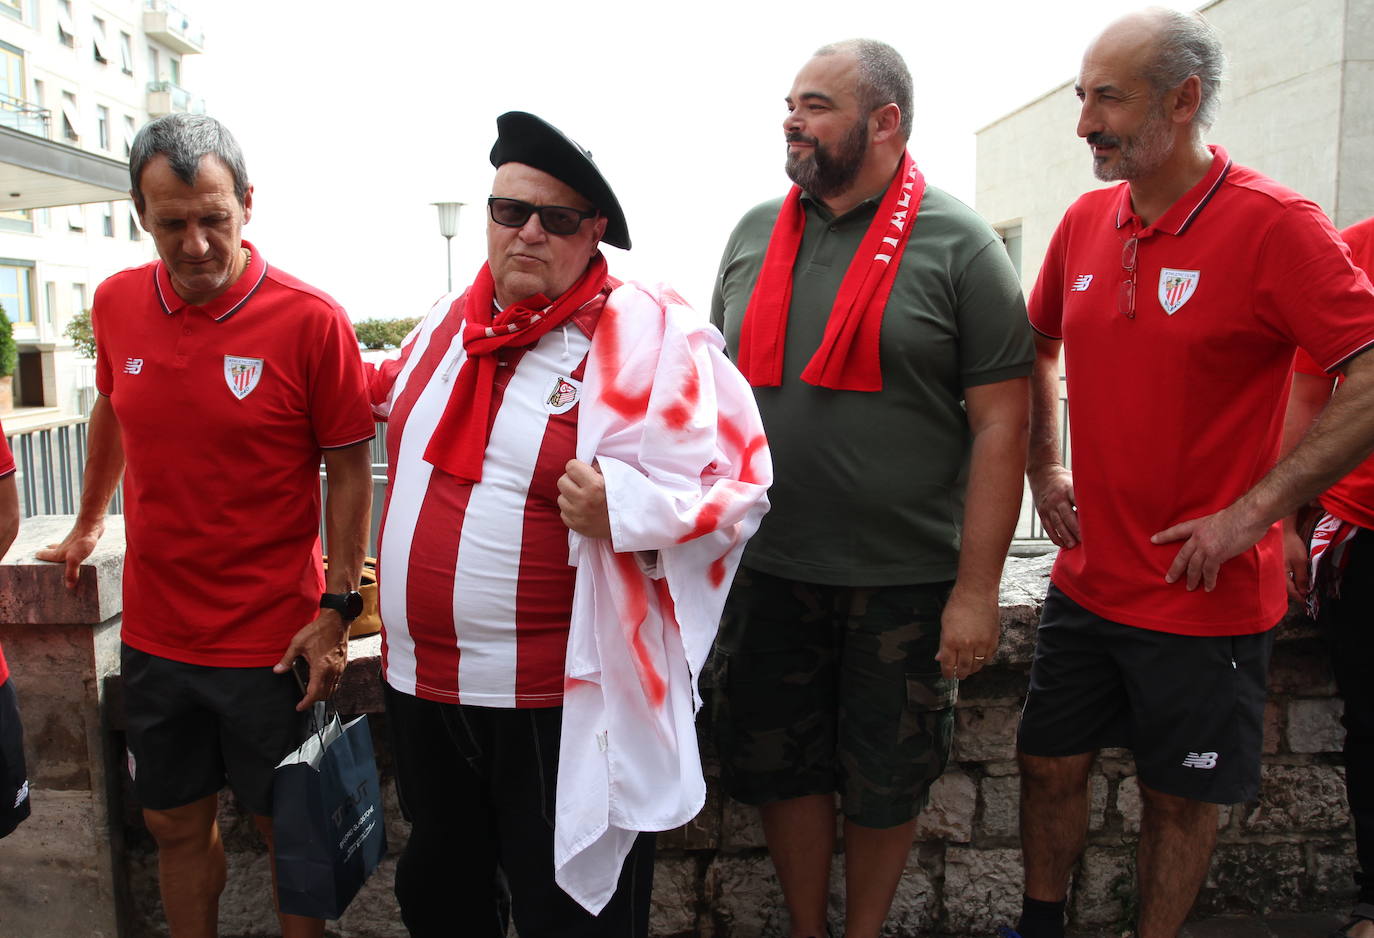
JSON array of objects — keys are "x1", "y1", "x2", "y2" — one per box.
[{"x1": 432, "y1": 201, "x2": 464, "y2": 292}]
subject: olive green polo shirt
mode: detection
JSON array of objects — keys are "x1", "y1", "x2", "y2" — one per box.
[{"x1": 710, "y1": 183, "x2": 1033, "y2": 586}]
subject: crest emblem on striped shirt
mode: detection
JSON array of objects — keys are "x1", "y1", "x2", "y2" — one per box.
[
  {"x1": 544, "y1": 374, "x2": 581, "y2": 414},
  {"x1": 1157, "y1": 269, "x2": 1199, "y2": 315},
  {"x1": 224, "y1": 356, "x2": 264, "y2": 400}
]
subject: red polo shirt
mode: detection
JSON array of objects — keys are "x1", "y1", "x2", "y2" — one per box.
[
  {"x1": 0, "y1": 426, "x2": 12, "y2": 685},
  {"x1": 1030, "y1": 147, "x2": 1374, "y2": 636},
  {"x1": 93, "y1": 241, "x2": 374, "y2": 666},
  {"x1": 1294, "y1": 216, "x2": 1374, "y2": 529}
]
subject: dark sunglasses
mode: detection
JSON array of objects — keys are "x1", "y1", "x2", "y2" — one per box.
[{"x1": 488, "y1": 197, "x2": 597, "y2": 236}]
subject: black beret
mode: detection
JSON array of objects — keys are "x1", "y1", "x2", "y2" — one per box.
[{"x1": 489, "y1": 111, "x2": 631, "y2": 251}]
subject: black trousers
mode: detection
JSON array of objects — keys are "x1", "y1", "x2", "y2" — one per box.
[
  {"x1": 384, "y1": 685, "x2": 654, "y2": 938},
  {"x1": 1318, "y1": 526, "x2": 1374, "y2": 905}
]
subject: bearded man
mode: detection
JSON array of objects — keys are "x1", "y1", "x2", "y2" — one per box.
[
  {"x1": 1008, "y1": 10, "x2": 1374, "y2": 938},
  {"x1": 710, "y1": 39, "x2": 1033, "y2": 938}
]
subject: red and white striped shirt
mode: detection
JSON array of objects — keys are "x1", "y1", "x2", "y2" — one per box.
[{"x1": 372, "y1": 292, "x2": 604, "y2": 707}]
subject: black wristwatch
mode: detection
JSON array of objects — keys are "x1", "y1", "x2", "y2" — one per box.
[{"x1": 320, "y1": 590, "x2": 364, "y2": 623}]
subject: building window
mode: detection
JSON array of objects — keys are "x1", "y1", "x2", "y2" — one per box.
[
  {"x1": 119, "y1": 32, "x2": 133, "y2": 75},
  {"x1": 0, "y1": 261, "x2": 35, "y2": 326},
  {"x1": 0, "y1": 41, "x2": 23, "y2": 108},
  {"x1": 147, "y1": 45, "x2": 160, "y2": 82},
  {"x1": 0, "y1": 0, "x2": 21, "y2": 22},
  {"x1": 66, "y1": 204, "x2": 83, "y2": 231},
  {"x1": 91, "y1": 16, "x2": 108, "y2": 64},
  {"x1": 0, "y1": 209, "x2": 33, "y2": 233},
  {"x1": 60, "y1": 91, "x2": 78, "y2": 142},
  {"x1": 71, "y1": 283, "x2": 86, "y2": 321},
  {"x1": 123, "y1": 114, "x2": 135, "y2": 157},
  {"x1": 100, "y1": 202, "x2": 113, "y2": 237},
  {"x1": 56, "y1": 0, "x2": 74, "y2": 48},
  {"x1": 96, "y1": 105, "x2": 109, "y2": 149},
  {"x1": 44, "y1": 281, "x2": 55, "y2": 327},
  {"x1": 998, "y1": 223, "x2": 1023, "y2": 281},
  {"x1": 169, "y1": 57, "x2": 180, "y2": 85}
]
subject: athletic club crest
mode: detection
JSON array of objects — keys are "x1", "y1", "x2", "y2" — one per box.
[
  {"x1": 1158, "y1": 269, "x2": 1200, "y2": 315},
  {"x1": 544, "y1": 374, "x2": 581, "y2": 415},
  {"x1": 224, "y1": 355, "x2": 264, "y2": 400}
]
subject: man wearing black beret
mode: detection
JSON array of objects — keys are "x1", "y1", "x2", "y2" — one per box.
[{"x1": 368, "y1": 112, "x2": 772, "y2": 936}]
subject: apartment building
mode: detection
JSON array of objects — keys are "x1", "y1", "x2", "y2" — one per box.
[{"x1": 0, "y1": 0, "x2": 203, "y2": 416}]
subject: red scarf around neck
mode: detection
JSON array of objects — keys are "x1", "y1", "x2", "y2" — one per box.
[
  {"x1": 736, "y1": 152, "x2": 926, "y2": 391},
  {"x1": 422, "y1": 254, "x2": 611, "y2": 483}
]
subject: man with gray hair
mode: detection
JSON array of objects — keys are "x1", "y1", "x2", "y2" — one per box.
[
  {"x1": 39, "y1": 113, "x2": 374, "y2": 938},
  {"x1": 712, "y1": 39, "x2": 1033, "y2": 937},
  {"x1": 1011, "y1": 9, "x2": 1374, "y2": 937}
]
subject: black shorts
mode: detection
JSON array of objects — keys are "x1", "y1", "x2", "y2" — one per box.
[
  {"x1": 122, "y1": 644, "x2": 307, "y2": 816},
  {"x1": 0, "y1": 678, "x2": 30, "y2": 838},
  {"x1": 1018, "y1": 584, "x2": 1274, "y2": 804}
]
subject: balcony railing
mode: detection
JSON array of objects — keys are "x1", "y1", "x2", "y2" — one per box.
[
  {"x1": 0, "y1": 92, "x2": 51, "y2": 140},
  {"x1": 142, "y1": 0, "x2": 204, "y2": 54},
  {"x1": 146, "y1": 80, "x2": 205, "y2": 119}
]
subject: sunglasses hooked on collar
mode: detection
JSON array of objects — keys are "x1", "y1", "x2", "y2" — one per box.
[{"x1": 488, "y1": 197, "x2": 598, "y2": 236}]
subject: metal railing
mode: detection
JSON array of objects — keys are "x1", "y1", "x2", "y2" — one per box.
[
  {"x1": 0, "y1": 92, "x2": 51, "y2": 139},
  {"x1": 146, "y1": 81, "x2": 205, "y2": 116},
  {"x1": 11, "y1": 405, "x2": 1068, "y2": 551},
  {"x1": 8, "y1": 416, "x2": 121, "y2": 519}
]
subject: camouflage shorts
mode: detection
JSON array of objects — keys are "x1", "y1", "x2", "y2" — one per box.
[{"x1": 709, "y1": 567, "x2": 957, "y2": 828}]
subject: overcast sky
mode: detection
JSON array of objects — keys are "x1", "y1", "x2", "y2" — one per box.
[{"x1": 182, "y1": 0, "x2": 1188, "y2": 320}]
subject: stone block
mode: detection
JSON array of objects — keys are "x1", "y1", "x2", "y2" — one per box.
[
  {"x1": 943, "y1": 846, "x2": 1023, "y2": 933},
  {"x1": 980, "y1": 774, "x2": 1020, "y2": 840},
  {"x1": 1287, "y1": 698, "x2": 1345, "y2": 754},
  {"x1": 1117, "y1": 775, "x2": 1141, "y2": 834},
  {"x1": 720, "y1": 796, "x2": 767, "y2": 850},
  {"x1": 705, "y1": 854, "x2": 790, "y2": 936},
  {"x1": 1264, "y1": 700, "x2": 1282, "y2": 755},
  {"x1": 218, "y1": 849, "x2": 279, "y2": 936},
  {"x1": 1196, "y1": 843, "x2": 1304, "y2": 916},
  {"x1": 0, "y1": 514, "x2": 125, "y2": 625},
  {"x1": 915, "y1": 769, "x2": 975, "y2": 842},
  {"x1": 10, "y1": 668, "x2": 94, "y2": 789},
  {"x1": 881, "y1": 847, "x2": 938, "y2": 936},
  {"x1": 0, "y1": 789, "x2": 119, "y2": 938},
  {"x1": 1243, "y1": 764, "x2": 1350, "y2": 833},
  {"x1": 954, "y1": 705, "x2": 1020, "y2": 763},
  {"x1": 956, "y1": 666, "x2": 1030, "y2": 706},
  {"x1": 651, "y1": 856, "x2": 701, "y2": 937},
  {"x1": 1089, "y1": 774, "x2": 1108, "y2": 832},
  {"x1": 335, "y1": 855, "x2": 405, "y2": 937},
  {"x1": 1267, "y1": 638, "x2": 1337, "y2": 695},
  {"x1": 335, "y1": 638, "x2": 385, "y2": 714},
  {"x1": 1311, "y1": 845, "x2": 1360, "y2": 903},
  {"x1": 1070, "y1": 846, "x2": 1134, "y2": 928}
]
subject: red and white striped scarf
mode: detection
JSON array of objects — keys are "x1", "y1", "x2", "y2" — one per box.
[
  {"x1": 1306, "y1": 509, "x2": 1359, "y2": 618},
  {"x1": 736, "y1": 152, "x2": 926, "y2": 391}
]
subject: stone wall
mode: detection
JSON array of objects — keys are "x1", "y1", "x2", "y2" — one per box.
[{"x1": 0, "y1": 522, "x2": 1355, "y2": 937}]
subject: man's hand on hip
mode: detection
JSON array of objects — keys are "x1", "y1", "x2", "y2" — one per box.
[
  {"x1": 274, "y1": 612, "x2": 349, "y2": 711},
  {"x1": 1029, "y1": 464, "x2": 1079, "y2": 549},
  {"x1": 935, "y1": 586, "x2": 1000, "y2": 681},
  {"x1": 1151, "y1": 503, "x2": 1272, "y2": 592}
]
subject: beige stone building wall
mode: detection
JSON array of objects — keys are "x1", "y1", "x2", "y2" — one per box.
[{"x1": 975, "y1": 0, "x2": 1374, "y2": 296}]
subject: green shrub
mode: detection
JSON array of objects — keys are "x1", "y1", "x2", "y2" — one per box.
[
  {"x1": 65, "y1": 308, "x2": 96, "y2": 359},
  {"x1": 353, "y1": 316, "x2": 421, "y2": 350},
  {"x1": 0, "y1": 306, "x2": 15, "y2": 378}
]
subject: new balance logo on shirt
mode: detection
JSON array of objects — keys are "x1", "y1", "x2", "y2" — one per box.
[
  {"x1": 124, "y1": 358, "x2": 144, "y2": 375},
  {"x1": 12, "y1": 778, "x2": 27, "y2": 808},
  {"x1": 1070, "y1": 274, "x2": 1093, "y2": 291},
  {"x1": 1182, "y1": 751, "x2": 1219, "y2": 769}
]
